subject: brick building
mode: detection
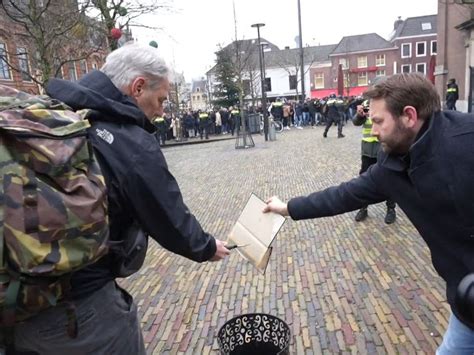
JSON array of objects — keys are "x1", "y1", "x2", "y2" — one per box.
[{"x1": 0, "y1": 2, "x2": 109, "y2": 94}]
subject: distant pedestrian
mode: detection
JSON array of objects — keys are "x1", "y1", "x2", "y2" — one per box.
[{"x1": 446, "y1": 78, "x2": 459, "y2": 111}]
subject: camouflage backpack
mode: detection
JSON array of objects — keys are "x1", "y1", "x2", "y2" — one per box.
[{"x1": 0, "y1": 85, "x2": 109, "y2": 331}]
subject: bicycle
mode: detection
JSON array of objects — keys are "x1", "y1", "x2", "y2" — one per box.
[{"x1": 259, "y1": 114, "x2": 283, "y2": 134}]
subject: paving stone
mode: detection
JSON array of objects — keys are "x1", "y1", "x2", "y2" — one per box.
[{"x1": 118, "y1": 126, "x2": 449, "y2": 353}]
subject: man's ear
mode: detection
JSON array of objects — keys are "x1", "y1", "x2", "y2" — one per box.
[
  {"x1": 401, "y1": 105, "x2": 419, "y2": 128},
  {"x1": 129, "y1": 77, "x2": 146, "y2": 98}
]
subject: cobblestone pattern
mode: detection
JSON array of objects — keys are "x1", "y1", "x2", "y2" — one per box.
[{"x1": 120, "y1": 124, "x2": 450, "y2": 354}]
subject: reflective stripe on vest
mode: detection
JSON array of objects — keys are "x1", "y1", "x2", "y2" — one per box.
[
  {"x1": 199, "y1": 113, "x2": 209, "y2": 120},
  {"x1": 154, "y1": 117, "x2": 165, "y2": 123},
  {"x1": 362, "y1": 117, "x2": 378, "y2": 143},
  {"x1": 231, "y1": 110, "x2": 240, "y2": 115},
  {"x1": 447, "y1": 88, "x2": 457, "y2": 93}
]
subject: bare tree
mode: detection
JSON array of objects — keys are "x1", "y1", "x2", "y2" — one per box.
[
  {"x1": 272, "y1": 47, "x2": 319, "y2": 100},
  {"x1": 0, "y1": 0, "x2": 106, "y2": 88},
  {"x1": 86, "y1": 0, "x2": 172, "y2": 51}
]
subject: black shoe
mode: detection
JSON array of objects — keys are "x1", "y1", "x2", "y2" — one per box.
[
  {"x1": 323, "y1": 132, "x2": 327, "y2": 138},
  {"x1": 355, "y1": 208, "x2": 368, "y2": 222},
  {"x1": 338, "y1": 134, "x2": 345, "y2": 138},
  {"x1": 385, "y1": 208, "x2": 396, "y2": 224}
]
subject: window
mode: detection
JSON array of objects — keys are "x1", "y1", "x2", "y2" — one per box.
[
  {"x1": 421, "y1": 22, "x2": 432, "y2": 31},
  {"x1": 16, "y1": 47, "x2": 31, "y2": 81},
  {"x1": 196, "y1": 87, "x2": 200, "y2": 92},
  {"x1": 416, "y1": 41, "x2": 426, "y2": 57},
  {"x1": 339, "y1": 58, "x2": 348, "y2": 69},
  {"x1": 401, "y1": 43, "x2": 411, "y2": 58},
  {"x1": 92, "y1": 61, "x2": 98, "y2": 70},
  {"x1": 314, "y1": 73, "x2": 324, "y2": 89},
  {"x1": 289, "y1": 75, "x2": 297, "y2": 90},
  {"x1": 0, "y1": 43, "x2": 11, "y2": 80},
  {"x1": 401, "y1": 64, "x2": 411, "y2": 73},
  {"x1": 431, "y1": 40, "x2": 437, "y2": 55},
  {"x1": 357, "y1": 72, "x2": 367, "y2": 86},
  {"x1": 80, "y1": 59, "x2": 88, "y2": 76},
  {"x1": 344, "y1": 72, "x2": 350, "y2": 88},
  {"x1": 357, "y1": 56, "x2": 367, "y2": 68},
  {"x1": 243, "y1": 79, "x2": 251, "y2": 95},
  {"x1": 375, "y1": 54, "x2": 385, "y2": 66},
  {"x1": 416, "y1": 63, "x2": 426, "y2": 75},
  {"x1": 376, "y1": 70, "x2": 386, "y2": 77},
  {"x1": 68, "y1": 62, "x2": 77, "y2": 81},
  {"x1": 53, "y1": 59, "x2": 63, "y2": 79},
  {"x1": 264, "y1": 77, "x2": 272, "y2": 92}
]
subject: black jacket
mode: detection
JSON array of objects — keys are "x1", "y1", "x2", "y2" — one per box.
[
  {"x1": 446, "y1": 83, "x2": 459, "y2": 104},
  {"x1": 47, "y1": 71, "x2": 216, "y2": 299},
  {"x1": 288, "y1": 110, "x2": 474, "y2": 328}
]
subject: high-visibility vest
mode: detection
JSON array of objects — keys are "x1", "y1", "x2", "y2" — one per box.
[
  {"x1": 231, "y1": 110, "x2": 240, "y2": 115},
  {"x1": 446, "y1": 87, "x2": 457, "y2": 93},
  {"x1": 273, "y1": 102, "x2": 283, "y2": 107},
  {"x1": 153, "y1": 117, "x2": 165, "y2": 124},
  {"x1": 199, "y1": 112, "x2": 209, "y2": 120},
  {"x1": 362, "y1": 117, "x2": 378, "y2": 143}
]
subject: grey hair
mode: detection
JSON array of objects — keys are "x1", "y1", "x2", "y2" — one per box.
[{"x1": 101, "y1": 42, "x2": 169, "y2": 91}]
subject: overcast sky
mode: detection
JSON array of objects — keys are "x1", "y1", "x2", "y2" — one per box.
[{"x1": 132, "y1": 0, "x2": 438, "y2": 81}]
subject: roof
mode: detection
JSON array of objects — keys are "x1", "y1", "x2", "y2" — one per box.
[
  {"x1": 207, "y1": 42, "x2": 337, "y2": 75},
  {"x1": 331, "y1": 33, "x2": 395, "y2": 55},
  {"x1": 391, "y1": 15, "x2": 437, "y2": 39},
  {"x1": 191, "y1": 80, "x2": 206, "y2": 93},
  {"x1": 264, "y1": 44, "x2": 337, "y2": 68}
]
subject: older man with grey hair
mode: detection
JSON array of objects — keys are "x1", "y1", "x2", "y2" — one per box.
[{"x1": 11, "y1": 43, "x2": 230, "y2": 354}]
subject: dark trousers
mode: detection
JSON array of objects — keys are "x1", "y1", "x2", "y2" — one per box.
[
  {"x1": 12, "y1": 281, "x2": 145, "y2": 355},
  {"x1": 447, "y1": 101, "x2": 457, "y2": 111},
  {"x1": 324, "y1": 116, "x2": 343, "y2": 136},
  {"x1": 199, "y1": 126, "x2": 209, "y2": 139},
  {"x1": 360, "y1": 155, "x2": 395, "y2": 209}
]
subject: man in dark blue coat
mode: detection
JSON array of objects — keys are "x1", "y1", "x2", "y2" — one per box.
[
  {"x1": 12, "y1": 43, "x2": 230, "y2": 354},
  {"x1": 264, "y1": 73, "x2": 474, "y2": 353}
]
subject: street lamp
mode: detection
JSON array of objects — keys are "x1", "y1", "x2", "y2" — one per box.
[
  {"x1": 251, "y1": 23, "x2": 269, "y2": 141},
  {"x1": 297, "y1": 0, "x2": 305, "y2": 102}
]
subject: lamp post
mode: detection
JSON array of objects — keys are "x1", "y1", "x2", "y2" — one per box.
[
  {"x1": 297, "y1": 0, "x2": 305, "y2": 102},
  {"x1": 251, "y1": 23, "x2": 269, "y2": 141}
]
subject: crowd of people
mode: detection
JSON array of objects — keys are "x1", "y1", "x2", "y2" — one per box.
[{"x1": 153, "y1": 95, "x2": 371, "y2": 145}]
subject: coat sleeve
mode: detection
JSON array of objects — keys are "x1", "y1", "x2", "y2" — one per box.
[
  {"x1": 122, "y1": 143, "x2": 216, "y2": 262},
  {"x1": 352, "y1": 113, "x2": 366, "y2": 126},
  {"x1": 288, "y1": 164, "x2": 387, "y2": 220}
]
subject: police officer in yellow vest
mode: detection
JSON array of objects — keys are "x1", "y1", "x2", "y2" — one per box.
[
  {"x1": 352, "y1": 100, "x2": 396, "y2": 224},
  {"x1": 323, "y1": 93, "x2": 345, "y2": 138},
  {"x1": 446, "y1": 78, "x2": 459, "y2": 111},
  {"x1": 230, "y1": 107, "x2": 241, "y2": 135},
  {"x1": 153, "y1": 115, "x2": 168, "y2": 146},
  {"x1": 198, "y1": 110, "x2": 210, "y2": 140}
]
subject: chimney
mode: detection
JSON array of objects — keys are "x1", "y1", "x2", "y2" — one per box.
[{"x1": 393, "y1": 16, "x2": 403, "y2": 30}]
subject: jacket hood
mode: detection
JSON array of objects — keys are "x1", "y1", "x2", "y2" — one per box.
[{"x1": 46, "y1": 70, "x2": 155, "y2": 132}]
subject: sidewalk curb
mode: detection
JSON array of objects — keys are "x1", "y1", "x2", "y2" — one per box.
[{"x1": 161, "y1": 135, "x2": 238, "y2": 148}]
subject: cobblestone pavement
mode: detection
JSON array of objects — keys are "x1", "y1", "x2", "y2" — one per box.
[{"x1": 121, "y1": 123, "x2": 450, "y2": 354}]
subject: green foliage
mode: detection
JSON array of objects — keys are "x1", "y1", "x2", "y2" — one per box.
[{"x1": 212, "y1": 49, "x2": 240, "y2": 108}]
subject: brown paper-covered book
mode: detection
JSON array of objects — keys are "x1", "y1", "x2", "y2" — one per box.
[{"x1": 227, "y1": 194, "x2": 286, "y2": 273}]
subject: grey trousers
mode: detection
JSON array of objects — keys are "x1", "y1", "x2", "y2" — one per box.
[{"x1": 12, "y1": 281, "x2": 145, "y2": 355}]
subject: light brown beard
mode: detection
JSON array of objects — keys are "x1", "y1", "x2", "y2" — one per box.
[{"x1": 379, "y1": 123, "x2": 414, "y2": 155}]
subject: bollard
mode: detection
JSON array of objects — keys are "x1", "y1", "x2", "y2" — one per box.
[{"x1": 269, "y1": 119, "x2": 276, "y2": 141}]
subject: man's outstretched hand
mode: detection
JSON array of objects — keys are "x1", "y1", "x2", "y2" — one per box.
[
  {"x1": 263, "y1": 196, "x2": 289, "y2": 217},
  {"x1": 209, "y1": 239, "x2": 231, "y2": 261}
]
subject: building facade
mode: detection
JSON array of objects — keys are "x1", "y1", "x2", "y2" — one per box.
[
  {"x1": 390, "y1": 15, "x2": 437, "y2": 79},
  {"x1": 190, "y1": 79, "x2": 209, "y2": 111},
  {"x1": 0, "y1": 1, "x2": 108, "y2": 94},
  {"x1": 436, "y1": 2, "x2": 472, "y2": 112}
]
